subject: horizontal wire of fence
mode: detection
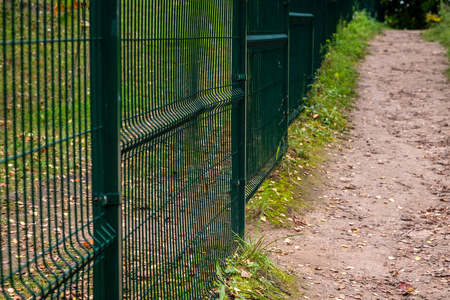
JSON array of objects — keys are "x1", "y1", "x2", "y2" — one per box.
[
  {"x1": 0, "y1": 1, "x2": 115, "y2": 299},
  {"x1": 1, "y1": 0, "x2": 376, "y2": 299}
]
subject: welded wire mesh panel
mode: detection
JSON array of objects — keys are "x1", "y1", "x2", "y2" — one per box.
[
  {"x1": 246, "y1": 0, "x2": 289, "y2": 199},
  {"x1": 120, "y1": 1, "x2": 240, "y2": 298},
  {"x1": 0, "y1": 1, "x2": 114, "y2": 299},
  {"x1": 326, "y1": 0, "x2": 339, "y2": 40},
  {"x1": 341, "y1": 0, "x2": 355, "y2": 21},
  {"x1": 357, "y1": 0, "x2": 383, "y2": 20},
  {"x1": 289, "y1": 1, "x2": 314, "y2": 121},
  {"x1": 313, "y1": 0, "x2": 328, "y2": 72}
]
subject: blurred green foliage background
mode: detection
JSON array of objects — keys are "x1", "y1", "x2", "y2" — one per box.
[{"x1": 381, "y1": 0, "x2": 450, "y2": 29}]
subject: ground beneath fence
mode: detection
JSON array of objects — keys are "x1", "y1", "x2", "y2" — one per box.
[{"x1": 262, "y1": 30, "x2": 450, "y2": 299}]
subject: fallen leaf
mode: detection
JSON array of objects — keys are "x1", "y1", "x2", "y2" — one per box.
[
  {"x1": 240, "y1": 269, "x2": 250, "y2": 278},
  {"x1": 82, "y1": 239, "x2": 93, "y2": 249},
  {"x1": 396, "y1": 282, "x2": 413, "y2": 292}
]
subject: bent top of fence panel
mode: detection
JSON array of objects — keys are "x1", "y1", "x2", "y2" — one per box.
[
  {"x1": 0, "y1": 1, "x2": 115, "y2": 299},
  {"x1": 119, "y1": 1, "x2": 241, "y2": 298},
  {"x1": 245, "y1": 0, "x2": 289, "y2": 200}
]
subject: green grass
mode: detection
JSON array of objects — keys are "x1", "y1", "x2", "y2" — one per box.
[
  {"x1": 218, "y1": 10, "x2": 385, "y2": 300},
  {"x1": 423, "y1": 4, "x2": 450, "y2": 79},
  {"x1": 214, "y1": 234, "x2": 300, "y2": 300},
  {"x1": 247, "y1": 11, "x2": 385, "y2": 225}
]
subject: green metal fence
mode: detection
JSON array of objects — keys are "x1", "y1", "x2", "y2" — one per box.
[
  {"x1": 1, "y1": 0, "x2": 374, "y2": 299},
  {"x1": 357, "y1": 0, "x2": 385, "y2": 21}
]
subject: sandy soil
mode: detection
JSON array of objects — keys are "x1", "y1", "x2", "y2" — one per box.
[{"x1": 263, "y1": 30, "x2": 450, "y2": 299}]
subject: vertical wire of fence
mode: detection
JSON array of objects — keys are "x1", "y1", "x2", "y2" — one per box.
[
  {"x1": 119, "y1": 1, "x2": 241, "y2": 298},
  {"x1": 245, "y1": 0, "x2": 289, "y2": 200},
  {"x1": 1, "y1": 0, "x2": 376, "y2": 299},
  {"x1": 0, "y1": 0, "x2": 115, "y2": 299}
]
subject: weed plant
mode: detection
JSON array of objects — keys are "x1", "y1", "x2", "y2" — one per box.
[{"x1": 423, "y1": 3, "x2": 450, "y2": 79}]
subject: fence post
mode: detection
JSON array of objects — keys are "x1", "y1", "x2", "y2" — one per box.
[
  {"x1": 231, "y1": 0, "x2": 247, "y2": 239},
  {"x1": 90, "y1": 0, "x2": 122, "y2": 299}
]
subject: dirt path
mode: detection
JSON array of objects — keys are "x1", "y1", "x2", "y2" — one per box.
[{"x1": 265, "y1": 30, "x2": 450, "y2": 299}]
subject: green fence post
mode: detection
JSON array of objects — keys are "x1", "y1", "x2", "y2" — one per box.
[
  {"x1": 231, "y1": 0, "x2": 247, "y2": 239},
  {"x1": 90, "y1": 0, "x2": 122, "y2": 298}
]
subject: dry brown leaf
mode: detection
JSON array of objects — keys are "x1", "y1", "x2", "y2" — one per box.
[{"x1": 240, "y1": 269, "x2": 250, "y2": 278}]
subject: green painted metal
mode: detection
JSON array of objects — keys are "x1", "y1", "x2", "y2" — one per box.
[
  {"x1": 1, "y1": 0, "x2": 373, "y2": 299},
  {"x1": 0, "y1": 0, "x2": 115, "y2": 299},
  {"x1": 245, "y1": 0, "x2": 289, "y2": 201},
  {"x1": 119, "y1": 1, "x2": 238, "y2": 298},
  {"x1": 289, "y1": 0, "x2": 315, "y2": 122},
  {"x1": 357, "y1": 0, "x2": 384, "y2": 22},
  {"x1": 313, "y1": 0, "x2": 328, "y2": 73},
  {"x1": 326, "y1": 0, "x2": 339, "y2": 41},
  {"x1": 90, "y1": 0, "x2": 122, "y2": 298},
  {"x1": 231, "y1": 0, "x2": 247, "y2": 239}
]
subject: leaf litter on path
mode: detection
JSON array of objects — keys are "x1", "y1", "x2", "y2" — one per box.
[{"x1": 260, "y1": 30, "x2": 450, "y2": 299}]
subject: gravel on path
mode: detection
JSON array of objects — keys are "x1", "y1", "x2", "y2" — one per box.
[{"x1": 263, "y1": 30, "x2": 450, "y2": 300}]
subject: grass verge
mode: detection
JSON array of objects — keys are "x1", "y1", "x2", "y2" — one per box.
[
  {"x1": 247, "y1": 11, "x2": 385, "y2": 226},
  {"x1": 423, "y1": 3, "x2": 450, "y2": 79},
  {"x1": 215, "y1": 11, "x2": 385, "y2": 299},
  {"x1": 214, "y1": 234, "x2": 300, "y2": 300}
]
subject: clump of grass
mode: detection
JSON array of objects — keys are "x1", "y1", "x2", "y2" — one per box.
[
  {"x1": 214, "y1": 234, "x2": 299, "y2": 300},
  {"x1": 213, "y1": 11, "x2": 385, "y2": 299},
  {"x1": 423, "y1": 3, "x2": 450, "y2": 79},
  {"x1": 247, "y1": 11, "x2": 385, "y2": 225}
]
